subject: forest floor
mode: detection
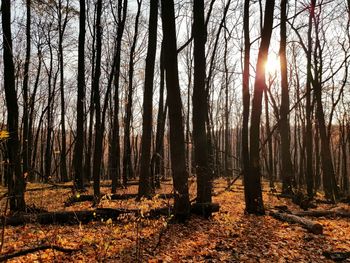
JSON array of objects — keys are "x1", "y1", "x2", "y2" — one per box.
[{"x1": 0, "y1": 178, "x2": 349, "y2": 262}]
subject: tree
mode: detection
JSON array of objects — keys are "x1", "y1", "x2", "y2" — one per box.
[
  {"x1": 242, "y1": 0, "x2": 250, "y2": 197},
  {"x1": 138, "y1": 0, "x2": 159, "y2": 198},
  {"x1": 109, "y1": 0, "x2": 127, "y2": 193},
  {"x1": 279, "y1": 0, "x2": 294, "y2": 194},
  {"x1": 58, "y1": 0, "x2": 71, "y2": 182},
  {"x1": 152, "y1": 40, "x2": 167, "y2": 189},
  {"x1": 193, "y1": 0, "x2": 212, "y2": 213},
  {"x1": 311, "y1": 2, "x2": 339, "y2": 201},
  {"x1": 92, "y1": 0, "x2": 103, "y2": 202},
  {"x1": 246, "y1": 0, "x2": 275, "y2": 215},
  {"x1": 305, "y1": 0, "x2": 315, "y2": 198},
  {"x1": 122, "y1": 0, "x2": 142, "y2": 186},
  {"x1": 161, "y1": 0, "x2": 190, "y2": 220},
  {"x1": 22, "y1": 0, "x2": 31, "y2": 181},
  {"x1": 73, "y1": 0, "x2": 86, "y2": 190},
  {"x1": 2, "y1": 0, "x2": 26, "y2": 211}
]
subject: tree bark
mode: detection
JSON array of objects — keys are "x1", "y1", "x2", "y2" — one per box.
[
  {"x1": 152, "y1": 41, "x2": 167, "y2": 188},
  {"x1": 123, "y1": 0, "x2": 142, "y2": 186},
  {"x1": 110, "y1": 0, "x2": 127, "y2": 193},
  {"x1": 161, "y1": 0, "x2": 190, "y2": 220},
  {"x1": 193, "y1": 0, "x2": 212, "y2": 209},
  {"x1": 22, "y1": 0, "x2": 31, "y2": 181},
  {"x1": 242, "y1": 0, "x2": 250, "y2": 199},
  {"x1": 92, "y1": 0, "x2": 103, "y2": 202},
  {"x1": 270, "y1": 210, "x2": 323, "y2": 234},
  {"x1": 1, "y1": 0, "x2": 26, "y2": 211},
  {"x1": 58, "y1": 0, "x2": 69, "y2": 182},
  {"x1": 305, "y1": 0, "x2": 315, "y2": 197},
  {"x1": 246, "y1": 0, "x2": 275, "y2": 215},
  {"x1": 279, "y1": 0, "x2": 294, "y2": 194},
  {"x1": 138, "y1": 0, "x2": 158, "y2": 198},
  {"x1": 73, "y1": 0, "x2": 86, "y2": 190}
]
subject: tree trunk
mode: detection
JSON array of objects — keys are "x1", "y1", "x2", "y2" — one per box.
[
  {"x1": 312, "y1": 4, "x2": 339, "y2": 201},
  {"x1": 305, "y1": 0, "x2": 315, "y2": 197},
  {"x1": 29, "y1": 48, "x2": 42, "y2": 176},
  {"x1": 152, "y1": 41, "x2": 167, "y2": 188},
  {"x1": 2, "y1": 0, "x2": 26, "y2": 211},
  {"x1": 193, "y1": 0, "x2": 212, "y2": 212},
  {"x1": 110, "y1": 0, "x2": 127, "y2": 193},
  {"x1": 22, "y1": 0, "x2": 31, "y2": 181},
  {"x1": 279, "y1": 0, "x2": 294, "y2": 194},
  {"x1": 92, "y1": 0, "x2": 103, "y2": 202},
  {"x1": 73, "y1": 0, "x2": 86, "y2": 190},
  {"x1": 58, "y1": 0, "x2": 69, "y2": 182},
  {"x1": 242, "y1": 0, "x2": 250, "y2": 194},
  {"x1": 123, "y1": 0, "x2": 142, "y2": 186},
  {"x1": 44, "y1": 29, "x2": 55, "y2": 182},
  {"x1": 161, "y1": 0, "x2": 190, "y2": 220},
  {"x1": 270, "y1": 210, "x2": 323, "y2": 234},
  {"x1": 138, "y1": 0, "x2": 158, "y2": 198},
  {"x1": 246, "y1": 0, "x2": 275, "y2": 215}
]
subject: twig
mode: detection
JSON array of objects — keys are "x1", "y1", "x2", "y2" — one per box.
[
  {"x1": 225, "y1": 174, "x2": 241, "y2": 191},
  {"x1": 152, "y1": 222, "x2": 169, "y2": 253},
  {"x1": 0, "y1": 245, "x2": 80, "y2": 261}
]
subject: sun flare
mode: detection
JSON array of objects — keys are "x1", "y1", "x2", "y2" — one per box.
[{"x1": 265, "y1": 56, "x2": 280, "y2": 74}]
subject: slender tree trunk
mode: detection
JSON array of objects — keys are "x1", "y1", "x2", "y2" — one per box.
[
  {"x1": 264, "y1": 87, "x2": 273, "y2": 187},
  {"x1": 138, "y1": 0, "x2": 158, "y2": 198},
  {"x1": 58, "y1": 0, "x2": 68, "y2": 182},
  {"x1": 92, "y1": 0, "x2": 103, "y2": 202},
  {"x1": 73, "y1": 0, "x2": 86, "y2": 190},
  {"x1": 29, "y1": 48, "x2": 42, "y2": 175},
  {"x1": 193, "y1": 0, "x2": 211, "y2": 210},
  {"x1": 341, "y1": 120, "x2": 348, "y2": 195},
  {"x1": 242, "y1": 0, "x2": 250, "y2": 188},
  {"x1": 44, "y1": 30, "x2": 55, "y2": 182},
  {"x1": 152, "y1": 41, "x2": 166, "y2": 188},
  {"x1": 161, "y1": 0, "x2": 190, "y2": 220},
  {"x1": 314, "y1": 122, "x2": 321, "y2": 190},
  {"x1": 110, "y1": 0, "x2": 127, "y2": 193},
  {"x1": 279, "y1": 0, "x2": 293, "y2": 194},
  {"x1": 246, "y1": 0, "x2": 275, "y2": 215},
  {"x1": 2, "y1": 0, "x2": 26, "y2": 211},
  {"x1": 223, "y1": 27, "x2": 231, "y2": 180},
  {"x1": 312, "y1": 4, "x2": 338, "y2": 201},
  {"x1": 123, "y1": 0, "x2": 142, "y2": 186},
  {"x1": 22, "y1": 0, "x2": 31, "y2": 180},
  {"x1": 305, "y1": 0, "x2": 315, "y2": 197}
]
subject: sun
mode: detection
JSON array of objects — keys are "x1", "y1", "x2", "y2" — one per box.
[{"x1": 265, "y1": 56, "x2": 280, "y2": 74}]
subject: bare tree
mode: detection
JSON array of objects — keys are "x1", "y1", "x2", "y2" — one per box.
[
  {"x1": 73, "y1": 0, "x2": 86, "y2": 190},
  {"x1": 279, "y1": 0, "x2": 294, "y2": 194},
  {"x1": 161, "y1": 0, "x2": 190, "y2": 220},
  {"x1": 122, "y1": 0, "x2": 142, "y2": 185},
  {"x1": 2, "y1": 0, "x2": 26, "y2": 211},
  {"x1": 246, "y1": 0, "x2": 275, "y2": 215},
  {"x1": 193, "y1": 0, "x2": 212, "y2": 215},
  {"x1": 138, "y1": 0, "x2": 159, "y2": 198}
]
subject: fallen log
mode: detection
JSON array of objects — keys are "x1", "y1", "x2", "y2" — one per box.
[
  {"x1": 1, "y1": 208, "x2": 136, "y2": 226},
  {"x1": 146, "y1": 203, "x2": 220, "y2": 219},
  {"x1": 64, "y1": 193, "x2": 174, "y2": 206},
  {"x1": 323, "y1": 251, "x2": 350, "y2": 262},
  {"x1": 0, "y1": 245, "x2": 79, "y2": 261},
  {"x1": 2, "y1": 201, "x2": 220, "y2": 226},
  {"x1": 293, "y1": 209, "x2": 350, "y2": 218},
  {"x1": 269, "y1": 210, "x2": 323, "y2": 234}
]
